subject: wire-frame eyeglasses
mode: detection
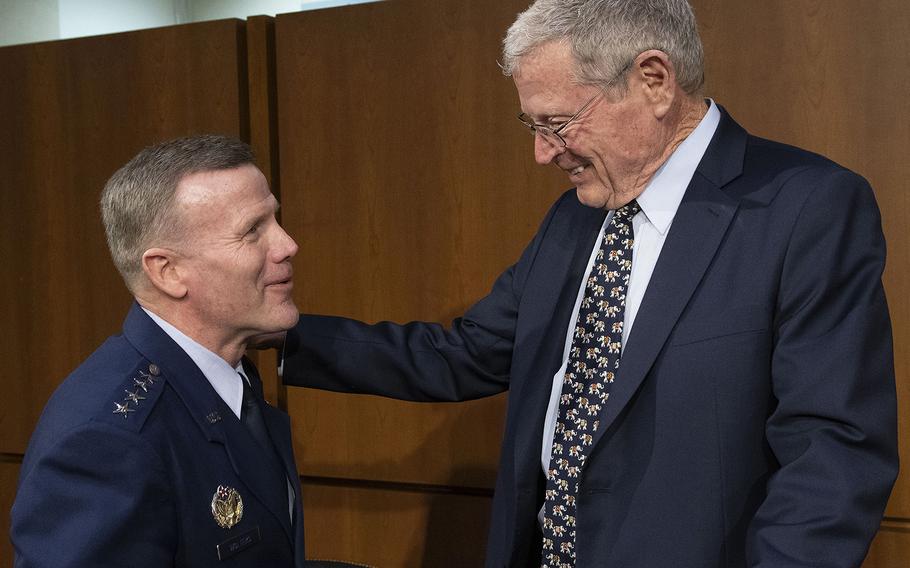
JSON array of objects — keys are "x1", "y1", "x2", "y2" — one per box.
[{"x1": 516, "y1": 91, "x2": 605, "y2": 148}]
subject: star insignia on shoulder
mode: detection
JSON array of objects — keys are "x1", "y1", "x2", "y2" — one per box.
[
  {"x1": 133, "y1": 378, "x2": 149, "y2": 392},
  {"x1": 124, "y1": 389, "x2": 146, "y2": 404},
  {"x1": 138, "y1": 370, "x2": 157, "y2": 385},
  {"x1": 113, "y1": 402, "x2": 135, "y2": 418}
]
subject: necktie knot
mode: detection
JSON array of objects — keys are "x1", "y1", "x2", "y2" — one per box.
[{"x1": 614, "y1": 199, "x2": 640, "y2": 221}]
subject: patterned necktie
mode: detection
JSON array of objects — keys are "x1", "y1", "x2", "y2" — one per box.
[{"x1": 541, "y1": 200, "x2": 640, "y2": 567}]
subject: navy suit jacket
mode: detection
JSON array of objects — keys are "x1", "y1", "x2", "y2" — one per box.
[
  {"x1": 283, "y1": 108, "x2": 898, "y2": 567},
  {"x1": 12, "y1": 303, "x2": 306, "y2": 567}
]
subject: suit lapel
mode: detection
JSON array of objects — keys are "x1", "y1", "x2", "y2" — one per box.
[
  {"x1": 589, "y1": 107, "x2": 748, "y2": 447},
  {"x1": 510, "y1": 201, "x2": 607, "y2": 492},
  {"x1": 122, "y1": 305, "x2": 294, "y2": 545},
  {"x1": 591, "y1": 180, "x2": 739, "y2": 447}
]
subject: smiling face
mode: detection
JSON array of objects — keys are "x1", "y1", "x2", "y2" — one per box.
[
  {"x1": 513, "y1": 42, "x2": 671, "y2": 210},
  {"x1": 171, "y1": 164, "x2": 299, "y2": 352}
]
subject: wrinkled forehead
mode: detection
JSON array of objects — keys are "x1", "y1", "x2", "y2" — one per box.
[{"x1": 513, "y1": 42, "x2": 592, "y2": 115}]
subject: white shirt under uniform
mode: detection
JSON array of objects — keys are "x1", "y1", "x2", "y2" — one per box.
[{"x1": 539, "y1": 101, "x2": 722, "y2": 516}]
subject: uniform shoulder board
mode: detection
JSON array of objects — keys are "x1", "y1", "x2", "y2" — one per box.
[{"x1": 96, "y1": 361, "x2": 166, "y2": 432}]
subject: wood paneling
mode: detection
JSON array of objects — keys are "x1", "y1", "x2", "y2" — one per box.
[
  {"x1": 691, "y1": 0, "x2": 910, "y2": 521},
  {"x1": 0, "y1": 20, "x2": 249, "y2": 454},
  {"x1": 302, "y1": 482, "x2": 491, "y2": 567},
  {"x1": 863, "y1": 519, "x2": 910, "y2": 568},
  {"x1": 275, "y1": 0, "x2": 565, "y2": 487},
  {"x1": 1, "y1": 461, "x2": 20, "y2": 568}
]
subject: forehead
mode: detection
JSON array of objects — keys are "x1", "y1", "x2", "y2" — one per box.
[
  {"x1": 175, "y1": 164, "x2": 271, "y2": 208},
  {"x1": 513, "y1": 42, "x2": 586, "y2": 113},
  {"x1": 173, "y1": 164, "x2": 274, "y2": 229}
]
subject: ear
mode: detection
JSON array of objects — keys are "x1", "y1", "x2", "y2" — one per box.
[
  {"x1": 141, "y1": 247, "x2": 188, "y2": 299},
  {"x1": 632, "y1": 49, "x2": 677, "y2": 119}
]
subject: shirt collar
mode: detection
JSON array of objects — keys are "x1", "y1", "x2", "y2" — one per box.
[
  {"x1": 635, "y1": 99, "x2": 721, "y2": 235},
  {"x1": 141, "y1": 306, "x2": 245, "y2": 419}
]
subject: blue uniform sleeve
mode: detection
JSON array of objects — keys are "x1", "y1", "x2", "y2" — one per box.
[{"x1": 12, "y1": 422, "x2": 177, "y2": 568}]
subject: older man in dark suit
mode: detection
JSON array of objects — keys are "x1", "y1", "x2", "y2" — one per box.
[
  {"x1": 281, "y1": 1, "x2": 898, "y2": 567},
  {"x1": 12, "y1": 135, "x2": 305, "y2": 567}
]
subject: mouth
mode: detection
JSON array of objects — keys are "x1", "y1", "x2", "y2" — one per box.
[
  {"x1": 563, "y1": 163, "x2": 591, "y2": 180},
  {"x1": 266, "y1": 275, "x2": 293, "y2": 290}
]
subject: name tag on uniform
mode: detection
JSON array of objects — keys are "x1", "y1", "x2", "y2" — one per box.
[{"x1": 216, "y1": 526, "x2": 261, "y2": 561}]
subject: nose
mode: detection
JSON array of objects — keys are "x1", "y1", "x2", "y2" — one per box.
[
  {"x1": 533, "y1": 133, "x2": 565, "y2": 165},
  {"x1": 274, "y1": 224, "x2": 299, "y2": 262}
]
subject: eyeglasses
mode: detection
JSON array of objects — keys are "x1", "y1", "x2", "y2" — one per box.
[
  {"x1": 516, "y1": 58, "x2": 634, "y2": 148},
  {"x1": 517, "y1": 91, "x2": 604, "y2": 148}
]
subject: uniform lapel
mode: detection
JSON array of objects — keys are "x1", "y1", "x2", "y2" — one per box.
[
  {"x1": 243, "y1": 360, "x2": 301, "y2": 497},
  {"x1": 216, "y1": 403, "x2": 294, "y2": 544},
  {"x1": 243, "y1": 361, "x2": 306, "y2": 566},
  {"x1": 122, "y1": 305, "x2": 294, "y2": 545}
]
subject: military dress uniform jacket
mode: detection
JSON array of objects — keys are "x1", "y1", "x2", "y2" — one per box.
[
  {"x1": 282, "y1": 107, "x2": 898, "y2": 567},
  {"x1": 12, "y1": 303, "x2": 306, "y2": 567}
]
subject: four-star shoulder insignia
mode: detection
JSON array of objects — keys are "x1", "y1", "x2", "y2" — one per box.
[{"x1": 109, "y1": 362, "x2": 164, "y2": 421}]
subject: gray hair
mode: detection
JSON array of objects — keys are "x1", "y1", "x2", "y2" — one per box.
[
  {"x1": 502, "y1": 0, "x2": 704, "y2": 95},
  {"x1": 100, "y1": 134, "x2": 255, "y2": 290}
]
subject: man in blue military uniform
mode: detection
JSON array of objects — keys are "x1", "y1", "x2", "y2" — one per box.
[{"x1": 11, "y1": 135, "x2": 306, "y2": 567}]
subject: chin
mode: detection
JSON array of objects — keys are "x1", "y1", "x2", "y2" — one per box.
[
  {"x1": 260, "y1": 305, "x2": 300, "y2": 332},
  {"x1": 575, "y1": 183, "x2": 611, "y2": 210},
  {"x1": 275, "y1": 308, "x2": 300, "y2": 330}
]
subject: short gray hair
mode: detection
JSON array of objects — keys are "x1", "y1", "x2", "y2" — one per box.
[
  {"x1": 100, "y1": 134, "x2": 255, "y2": 290},
  {"x1": 502, "y1": 0, "x2": 704, "y2": 95}
]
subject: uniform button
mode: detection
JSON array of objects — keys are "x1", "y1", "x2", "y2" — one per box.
[{"x1": 148, "y1": 363, "x2": 160, "y2": 376}]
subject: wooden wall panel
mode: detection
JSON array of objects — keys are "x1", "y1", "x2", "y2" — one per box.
[
  {"x1": 691, "y1": 0, "x2": 910, "y2": 523},
  {"x1": 0, "y1": 20, "x2": 250, "y2": 456},
  {"x1": 863, "y1": 520, "x2": 910, "y2": 568},
  {"x1": 302, "y1": 483, "x2": 491, "y2": 567},
  {"x1": 276, "y1": 0, "x2": 565, "y2": 488}
]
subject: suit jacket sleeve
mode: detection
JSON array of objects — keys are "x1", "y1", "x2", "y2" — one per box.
[
  {"x1": 12, "y1": 422, "x2": 177, "y2": 568},
  {"x1": 748, "y1": 167, "x2": 898, "y2": 566},
  {"x1": 282, "y1": 191, "x2": 570, "y2": 402}
]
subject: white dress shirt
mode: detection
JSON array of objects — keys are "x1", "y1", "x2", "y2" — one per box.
[{"x1": 539, "y1": 101, "x2": 722, "y2": 488}]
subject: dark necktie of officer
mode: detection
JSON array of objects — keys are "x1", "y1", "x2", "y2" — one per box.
[
  {"x1": 239, "y1": 371, "x2": 290, "y2": 514},
  {"x1": 541, "y1": 200, "x2": 640, "y2": 567}
]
